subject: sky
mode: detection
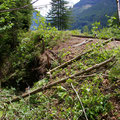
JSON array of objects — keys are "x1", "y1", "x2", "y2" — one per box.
[{"x1": 32, "y1": 0, "x2": 80, "y2": 16}]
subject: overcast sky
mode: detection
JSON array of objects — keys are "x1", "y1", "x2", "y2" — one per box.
[{"x1": 32, "y1": 0, "x2": 80, "y2": 16}]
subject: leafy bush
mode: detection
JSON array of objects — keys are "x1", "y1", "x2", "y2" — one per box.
[
  {"x1": 1, "y1": 15, "x2": 71, "y2": 89},
  {"x1": 91, "y1": 16, "x2": 120, "y2": 39}
]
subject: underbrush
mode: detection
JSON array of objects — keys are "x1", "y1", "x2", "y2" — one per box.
[
  {"x1": 0, "y1": 23, "x2": 70, "y2": 90},
  {"x1": 0, "y1": 15, "x2": 120, "y2": 120},
  {"x1": 0, "y1": 39, "x2": 120, "y2": 120}
]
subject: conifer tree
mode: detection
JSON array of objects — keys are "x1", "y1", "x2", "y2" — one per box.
[{"x1": 47, "y1": 0, "x2": 71, "y2": 30}]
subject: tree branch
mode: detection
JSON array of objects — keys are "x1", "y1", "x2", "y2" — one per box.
[
  {"x1": 73, "y1": 39, "x2": 93, "y2": 47},
  {"x1": 71, "y1": 83, "x2": 88, "y2": 120},
  {"x1": 0, "y1": 0, "x2": 39, "y2": 13},
  {"x1": 47, "y1": 49, "x2": 93, "y2": 75},
  {"x1": 6, "y1": 56, "x2": 115, "y2": 104},
  {"x1": 47, "y1": 38, "x2": 113, "y2": 75}
]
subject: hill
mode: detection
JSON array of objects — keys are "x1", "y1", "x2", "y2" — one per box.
[{"x1": 72, "y1": 0, "x2": 117, "y2": 30}]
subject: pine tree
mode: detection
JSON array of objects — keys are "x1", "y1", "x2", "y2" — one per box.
[{"x1": 47, "y1": 0, "x2": 72, "y2": 30}]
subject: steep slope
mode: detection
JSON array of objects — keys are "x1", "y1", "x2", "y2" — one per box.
[{"x1": 72, "y1": 0, "x2": 117, "y2": 30}]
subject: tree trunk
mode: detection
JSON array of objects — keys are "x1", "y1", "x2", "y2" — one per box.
[{"x1": 116, "y1": 0, "x2": 120, "y2": 22}]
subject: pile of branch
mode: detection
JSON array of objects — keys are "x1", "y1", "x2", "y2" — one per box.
[
  {"x1": 47, "y1": 38, "x2": 113, "y2": 75},
  {"x1": 6, "y1": 56, "x2": 115, "y2": 104},
  {"x1": 5, "y1": 38, "x2": 115, "y2": 104},
  {"x1": 47, "y1": 49, "x2": 93, "y2": 75}
]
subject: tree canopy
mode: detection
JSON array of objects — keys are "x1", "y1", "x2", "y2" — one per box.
[
  {"x1": 47, "y1": 0, "x2": 72, "y2": 30},
  {"x1": 0, "y1": 0, "x2": 33, "y2": 62}
]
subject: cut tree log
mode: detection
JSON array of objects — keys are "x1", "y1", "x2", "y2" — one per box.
[
  {"x1": 47, "y1": 38, "x2": 113, "y2": 75},
  {"x1": 6, "y1": 56, "x2": 115, "y2": 104}
]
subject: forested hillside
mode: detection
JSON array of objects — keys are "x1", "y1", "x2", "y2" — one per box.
[{"x1": 72, "y1": 0, "x2": 117, "y2": 30}]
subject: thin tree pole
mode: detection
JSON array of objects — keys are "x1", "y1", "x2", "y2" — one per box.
[
  {"x1": 116, "y1": 0, "x2": 120, "y2": 22},
  {"x1": 71, "y1": 83, "x2": 89, "y2": 120},
  {"x1": 58, "y1": 0, "x2": 60, "y2": 30}
]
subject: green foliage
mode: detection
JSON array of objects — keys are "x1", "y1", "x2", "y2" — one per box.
[
  {"x1": 10, "y1": 37, "x2": 37, "y2": 84},
  {"x1": 79, "y1": 81, "x2": 111, "y2": 119},
  {"x1": 0, "y1": 0, "x2": 33, "y2": 64},
  {"x1": 83, "y1": 25, "x2": 90, "y2": 35},
  {"x1": 109, "y1": 49, "x2": 120, "y2": 80},
  {"x1": 1, "y1": 14, "x2": 71, "y2": 88},
  {"x1": 91, "y1": 21, "x2": 101, "y2": 35},
  {"x1": 70, "y1": 81, "x2": 112, "y2": 120},
  {"x1": 69, "y1": 30, "x2": 81, "y2": 35},
  {"x1": 92, "y1": 16, "x2": 120, "y2": 39}
]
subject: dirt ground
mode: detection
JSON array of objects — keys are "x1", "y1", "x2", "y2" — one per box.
[
  {"x1": 52, "y1": 37, "x2": 120, "y2": 61},
  {"x1": 50, "y1": 36, "x2": 120, "y2": 120}
]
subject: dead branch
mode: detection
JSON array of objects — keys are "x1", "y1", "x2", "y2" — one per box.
[
  {"x1": 4, "y1": 71, "x2": 19, "y2": 82},
  {"x1": 45, "y1": 52, "x2": 51, "y2": 69},
  {"x1": 6, "y1": 56, "x2": 115, "y2": 104},
  {"x1": 73, "y1": 39, "x2": 93, "y2": 47},
  {"x1": 47, "y1": 54, "x2": 56, "y2": 62},
  {"x1": 71, "y1": 83, "x2": 88, "y2": 120},
  {"x1": 48, "y1": 50, "x2": 62, "y2": 64},
  {"x1": 47, "y1": 38, "x2": 113, "y2": 75},
  {"x1": 47, "y1": 49, "x2": 93, "y2": 75}
]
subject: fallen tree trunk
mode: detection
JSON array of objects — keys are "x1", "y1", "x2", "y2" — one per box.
[
  {"x1": 72, "y1": 35, "x2": 120, "y2": 41},
  {"x1": 6, "y1": 56, "x2": 115, "y2": 104},
  {"x1": 47, "y1": 38, "x2": 113, "y2": 75}
]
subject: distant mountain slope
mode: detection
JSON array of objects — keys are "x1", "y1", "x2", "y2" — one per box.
[
  {"x1": 74, "y1": 0, "x2": 99, "y2": 8},
  {"x1": 72, "y1": 0, "x2": 117, "y2": 30}
]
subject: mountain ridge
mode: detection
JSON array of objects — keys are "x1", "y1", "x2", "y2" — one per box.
[
  {"x1": 74, "y1": 0, "x2": 100, "y2": 8},
  {"x1": 72, "y1": 0, "x2": 117, "y2": 30}
]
